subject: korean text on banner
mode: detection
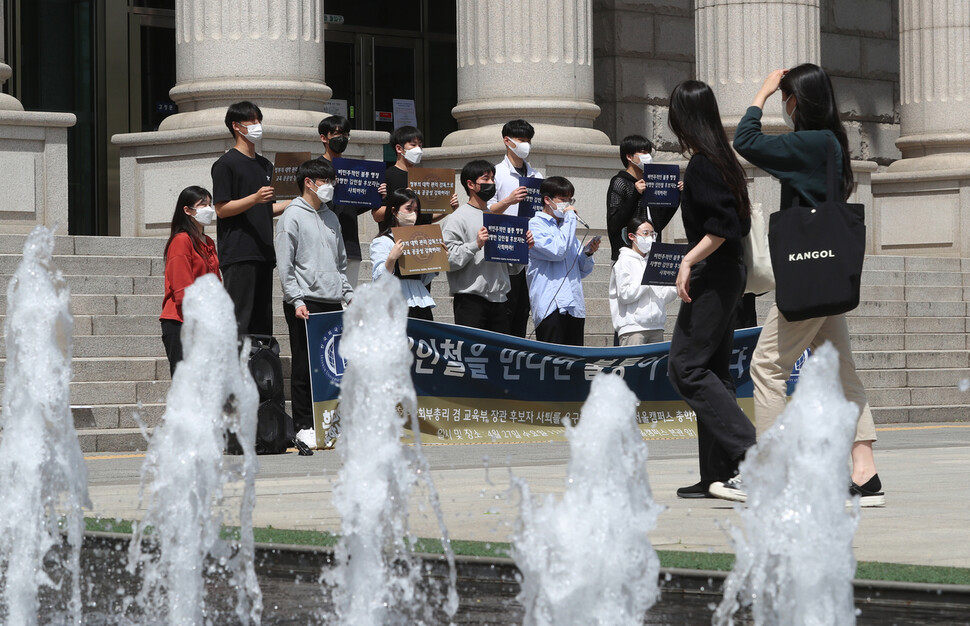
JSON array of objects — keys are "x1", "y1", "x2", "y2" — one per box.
[{"x1": 306, "y1": 313, "x2": 784, "y2": 444}]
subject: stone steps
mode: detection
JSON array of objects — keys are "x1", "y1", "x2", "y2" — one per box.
[{"x1": 1, "y1": 233, "x2": 969, "y2": 452}]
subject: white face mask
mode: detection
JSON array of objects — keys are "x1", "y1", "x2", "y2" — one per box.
[
  {"x1": 397, "y1": 210, "x2": 418, "y2": 227},
  {"x1": 313, "y1": 182, "x2": 334, "y2": 204},
  {"x1": 192, "y1": 205, "x2": 216, "y2": 226},
  {"x1": 635, "y1": 153, "x2": 653, "y2": 169},
  {"x1": 403, "y1": 146, "x2": 423, "y2": 164},
  {"x1": 241, "y1": 123, "x2": 263, "y2": 142},
  {"x1": 508, "y1": 138, "x2": 531, "y2": 160},
  {"x1": 636, "y1": 234, "x2": 655, "y2": 253},
  {"x1": 550, "y1": 200, "x2": 569, "y2": 219},
  {"x1": 781, "y1": 96, "x2": 796, "y2": 130}
]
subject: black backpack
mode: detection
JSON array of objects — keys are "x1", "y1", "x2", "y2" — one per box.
[{"x1": 227, "y1": 335, "x2": 307, "y2": 455}]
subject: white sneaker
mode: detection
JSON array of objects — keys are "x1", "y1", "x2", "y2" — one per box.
[
  {"x1": 296, "y1": 428, "x2": 317, "y2": 450},
  {"x1": 709, "y1": 476, "x2": 747, "y2": 503}
]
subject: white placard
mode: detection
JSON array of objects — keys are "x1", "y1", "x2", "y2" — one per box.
[{"x1": 392, "y1": 98, "x2": 418, "y2": 130}]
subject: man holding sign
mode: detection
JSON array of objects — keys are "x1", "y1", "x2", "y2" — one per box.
[
  {"x1": 211, "y1": 101, "x2": 290, "y2": 336},
  {"x1": 275, "y1": 159, "x2": 353, "y2": 449},
  {"x1": 487, "y1": 119, "x2": 543, "y2": 338},
  {"x1": 527, "y1": 176, "x2": 600, "y2": 346},
  {"x1": 442, "y1": 160, "x2": 534, "y2": 334}
]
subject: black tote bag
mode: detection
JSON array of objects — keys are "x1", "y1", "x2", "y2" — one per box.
[{"x1": 768, "y1": 138, "x2": 865, "y2": 322}]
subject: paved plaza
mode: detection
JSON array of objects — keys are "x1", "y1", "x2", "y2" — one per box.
[{"x1": 83, "y1": 422, "x2": 970, "y2": 570}]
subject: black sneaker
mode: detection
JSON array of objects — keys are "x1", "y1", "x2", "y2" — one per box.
[
  {"x1": 709, "y1": 476, "x2": 747, "y2": 503},
  {"x1": 676, "y1": 481, "x2": 714, "y2": 499},
  {"x1": 849, "y1": 473, "x2": 885, "y2": 507}
]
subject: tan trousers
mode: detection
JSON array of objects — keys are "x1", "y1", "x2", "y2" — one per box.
[
  {"x1": 751, "y1": 304, "x2": 877, "y2": 442},
  {"x1": 618, "y1": 329, "x2": 664, "y2": 346}
]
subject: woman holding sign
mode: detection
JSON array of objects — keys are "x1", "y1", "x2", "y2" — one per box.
[
  {"x1": 666, "y1": 81, "x2": 756, "y2": 503},
  {"x1": 371, "y1": 188, "x2": 437, "y2": 320}
]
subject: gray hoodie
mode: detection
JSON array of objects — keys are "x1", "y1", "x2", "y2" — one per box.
[{"x1": 275, "y1": 196, "x2": 353, "y2": 308}]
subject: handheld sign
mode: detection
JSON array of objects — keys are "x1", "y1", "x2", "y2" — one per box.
[
  {"x1": 643, "y1": 242, "x2": 689, "y2": 286},
  {"x1": 640, "y1": 163, "x2": 681, "y2": 209},
  {"x1": 408, "y1": 168, "x2": 456, "y2": 215},
  {"x1": 516, "y1": 176, "x2": 544, "y2": 219},
  {"x1": 390, "y1": 224, "x2": 450, "y2": 276},
  {"x1": 483, "y1": 213, "x2": 530, "y2": 264},
  {"x1": 270, "y1": 152, "x2": 311, "y2": 200},
  {"x1": 332, "y1": 157, "x2": 385, "y2": 208}
]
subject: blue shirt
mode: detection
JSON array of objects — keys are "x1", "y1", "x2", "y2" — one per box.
[{"x1": 526, "y1": 211, "x2": 595, "y2": 327}]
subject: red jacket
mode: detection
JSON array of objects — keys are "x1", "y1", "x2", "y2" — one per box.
[{"x1": 160, "y1": 232, "x2": 221, "y2": 322}]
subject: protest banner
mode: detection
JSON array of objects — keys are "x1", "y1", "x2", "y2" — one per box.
[
  {"x1": 390, "y1": 224, "x2": 450, "y2": 276},
  {"x1": 408, "y1": 168, "x2": 456, "y2": 214},
  {"x1": 516, "y1": 176, "x2": 544, "y2": 218},
  {"x1": 643, "y1": 242, "x2": 688, "y2": 286},
  {"x1": 639, "y1": 163, "x2": 681, "y2": 209},
  {"x1": 306, "y1": 314, "x2": 790, "y2": 444},
  {"x1": 332, "y1": 157, "x2": 385, "y2": 208},
  {"x1": 483, "y1": 213, "x2": 530, "y2": 264},
  {"x1": 270, "y1": 152, "x2": 311, "y2": 200}
]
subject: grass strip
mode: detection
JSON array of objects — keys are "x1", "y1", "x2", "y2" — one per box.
[{"x1": 84, "y1": 517, "x2": 970, "y2": 586}]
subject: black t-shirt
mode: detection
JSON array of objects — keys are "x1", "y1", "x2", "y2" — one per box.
[
  {"x1": 384, "y1": 164, "x2": 431, "y2": 225},
  {"x1": 316, "y1": 155, "x2": 369, "y2": 260},
  {"x1": 681, "y1": 153, "x2": 750, "y2": 261},
  {"x1": 211, "y1": 148, "x2": 276, "y2": 267}
]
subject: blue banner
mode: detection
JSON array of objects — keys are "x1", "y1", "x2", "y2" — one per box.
[
  {"x1": 306, "y1": 313, "x2": 779, "y2": 444},
  {"x1": 333, "y1": 157, "x2": 385, "y2": 208},
  {"x1": 516, "y1": 176, "x2": 544, "y2": 219},
  {"x1": 640, "y1": 163, "x2": 681, "y2": 209},
  {"x1": 483, "y1": 213, "x2": 530, "y2": 264}
]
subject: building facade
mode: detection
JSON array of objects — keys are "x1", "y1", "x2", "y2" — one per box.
[{"x1": 2, "y1": 0, "x2": 968, "y2": 256}]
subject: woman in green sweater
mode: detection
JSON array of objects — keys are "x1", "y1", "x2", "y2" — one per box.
[{"x1": 733, "y1": 63, "x2": 884, "y2": 507}]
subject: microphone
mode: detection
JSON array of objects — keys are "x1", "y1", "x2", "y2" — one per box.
[{"x1": 573, "y1": 211, "x2": 590, "y2": 229}]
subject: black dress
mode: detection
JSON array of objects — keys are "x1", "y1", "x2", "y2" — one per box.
[{"x1": 667, "y1": 153, "x2": 755, "y2": 487}]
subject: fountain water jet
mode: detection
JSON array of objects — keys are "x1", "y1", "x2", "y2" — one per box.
[
  {"x1": 0, "y1": 226, "x2": 91, "y2": 625},
  {"x1": 512, "y1": 373, "x2": 663, "y2": 626},
  {"x1": 714, "y1": 342, "x2": 859, "y2": 626},
  {"x1": 126, "y1": 274, "x2": 262, "y2": 625},
  {"x1": 326, "y1": 273, "x2": 458, "y2": 625}
]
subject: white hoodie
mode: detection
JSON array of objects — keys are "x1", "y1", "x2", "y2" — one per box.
[{"x1": 609, "y1": 245, "x2": 678, "y2": 337}]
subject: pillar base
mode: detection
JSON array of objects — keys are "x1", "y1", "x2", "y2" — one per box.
[
  {"x1": 441, "y1": 120, "x2": 619, "y2": 149},
  {"x1": 112, "y1": 126, "x2": 389, "y2": 237},
  {"x1": 159, "y1": 106, "x2": 332, "y2": 132},
  {"x1": 0, "y1": 111, "x2": 76, "y2": 235},
  {"x1": 872, "y1": 168, "x2": 970, "y2": 257}
]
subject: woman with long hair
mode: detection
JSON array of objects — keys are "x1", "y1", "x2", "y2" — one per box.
[
  {"x1": 370, "y1": 188, "x2": 437, "y2": 320},
  {"x1": 734, "y1": 63, "x2": 883, "y2": 506},
  {"x1": 666, "y1": 80, "x2": 756, "y2": 502},
  {"x1": 159, "y1": 186, "x2": 220, "y2": 375}
]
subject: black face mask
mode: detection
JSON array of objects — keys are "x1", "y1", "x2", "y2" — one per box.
[
  {"x1": 476, "y1": 183, "x2": 497, "y2": 203},
  {"x1": 328, "y1": 135, "x2": 349, "y2": 154}
]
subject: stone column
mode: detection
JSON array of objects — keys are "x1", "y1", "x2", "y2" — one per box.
[
  {"x1": 889, "y1": 0, "x2": 970, "y2": 172},
  {"x1": 871, "y1": 0, "x2": 970, "y2": 256},
  {"x1": 159, "y1": 0, "x2": 331, "y2": 130},
  {"x1": 442, "y1": 0, "x2": 610, "y2": 146},
  {"x1": 695, "y1": 0, "x2": 820, "y2": 125},
  {"x1": 114, "y1": 0, "x2": 389, "y2": 237}
]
